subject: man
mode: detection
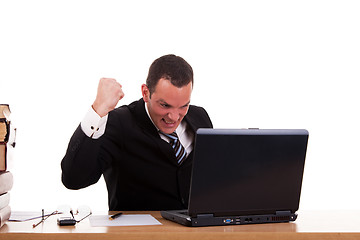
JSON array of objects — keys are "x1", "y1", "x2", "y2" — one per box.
[{"x1": 61, "y1": 54, "x2": 213, "y2": 211}]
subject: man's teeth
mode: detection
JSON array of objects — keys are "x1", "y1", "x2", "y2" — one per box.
[{"x1": 164, "y1": 120, "x2": 175, "y2": 124}]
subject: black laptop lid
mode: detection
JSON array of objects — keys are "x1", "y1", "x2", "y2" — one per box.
[{"x1": 188, "y1": 129, "x2": 308, "y2": 217}]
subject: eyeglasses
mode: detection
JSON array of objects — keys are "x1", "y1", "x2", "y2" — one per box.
[
  {"x1": 31, "y1": 205, "x2": 92, "y2": 228},
  {"x1": 32, "y1": 210, "x2": 59, "y2": 228}
]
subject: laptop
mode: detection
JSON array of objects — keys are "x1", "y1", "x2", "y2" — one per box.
[{"x1": 161, "y1": 128, "x2": 309, "y2": 227}]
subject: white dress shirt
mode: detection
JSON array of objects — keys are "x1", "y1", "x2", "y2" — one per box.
[{"x1": 80, "y1": 107, "x2": 108, "y2": 139}]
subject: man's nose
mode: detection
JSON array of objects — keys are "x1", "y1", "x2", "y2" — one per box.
[{"x1": 167, "y1": 110, "x2": 180, "y2": 121}]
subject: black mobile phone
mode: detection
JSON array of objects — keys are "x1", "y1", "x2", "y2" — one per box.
[{"x1": 57, "y1": 217, "x2": 76, "y2": 226}]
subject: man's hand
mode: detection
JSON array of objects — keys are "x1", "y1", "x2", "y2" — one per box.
[{"x1": 92, "y1": 78, "x2": 124, "y2": 117}]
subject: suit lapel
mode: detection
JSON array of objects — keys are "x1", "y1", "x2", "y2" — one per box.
[
  {"x1": 129, "y1": 99, "x2": 177, "y2": 165},
  {"x1": 129, "y1": 98, "x2": 158, "y2": 136}
]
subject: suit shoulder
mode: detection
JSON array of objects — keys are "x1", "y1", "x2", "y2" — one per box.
[
  {"x1": 110, "y1": 104, "x2": 131, "y2": 116},
  {"x1": 189, "y1": 104, "x2": 209, "y2": 115},
  {"x1": 187, "y1": 104, "x2": 213, "y2": 128},
  {"x1": 108, "y1": 100, "x2": 138, "y2": 119},
  {"x1": 107, "y1": 100, "x2": 142, "y2": 128}
]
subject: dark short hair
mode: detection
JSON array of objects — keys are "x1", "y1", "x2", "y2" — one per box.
[{"x1": 146, "y1": 54, "x2": 193, "y2": 95}]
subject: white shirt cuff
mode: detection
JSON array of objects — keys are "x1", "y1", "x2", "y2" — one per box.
[{"x1": 80, "y1": 107, "x2": 108, "y2": 139}]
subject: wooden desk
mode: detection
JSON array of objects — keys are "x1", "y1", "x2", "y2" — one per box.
[{"x1": 1, "y1": 210, "x2": 360, "y2": 240}]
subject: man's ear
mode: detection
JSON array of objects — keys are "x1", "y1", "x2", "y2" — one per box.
[{"x1": 141, "y1": 84, "x2": 150, "y2": 103}]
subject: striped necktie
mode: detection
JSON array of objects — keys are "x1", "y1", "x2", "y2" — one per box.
[{"x1": 160, "y1": 131, "x2": 187, "y2": 164}]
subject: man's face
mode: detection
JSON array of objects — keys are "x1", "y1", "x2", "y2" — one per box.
[{"x1": 142, "y1": 78, "x2": 192, "y2": 134}]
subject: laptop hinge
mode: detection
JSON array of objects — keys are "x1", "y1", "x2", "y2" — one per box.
[
  {"x1": 275, "y1": 210, "x2": 292, "y2": 216},
  {"x1": 196, "y1": 214, "x2": 214, "y2": 218}
]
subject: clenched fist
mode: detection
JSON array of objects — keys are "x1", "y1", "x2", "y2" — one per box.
[{"x1": 92, "y1": 78, "x2": 124, "y2": 117}]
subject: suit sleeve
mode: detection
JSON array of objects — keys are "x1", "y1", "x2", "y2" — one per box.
[{"x1": 61, "y1": 124, "x2": 109, "y2": 189}]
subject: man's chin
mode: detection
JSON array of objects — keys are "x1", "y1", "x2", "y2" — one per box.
[
  {"x1": 159, "y1": 128, "x2": 176, "y2": 134},
  {"x1": 158, "y1": 125, "x2": 178, "y2": 134}
]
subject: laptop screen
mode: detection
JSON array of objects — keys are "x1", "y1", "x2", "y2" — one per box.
[{"x1": 188, "y1": 129, "x2": 309, "y2": 217}]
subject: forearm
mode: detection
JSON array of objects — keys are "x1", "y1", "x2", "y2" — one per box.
[
  {"x1": 62, "y1": 77, "x2": 123, "y2": 189},
  {"x1": 61, "y1": 125, "x2": 105, "y2": 189}
]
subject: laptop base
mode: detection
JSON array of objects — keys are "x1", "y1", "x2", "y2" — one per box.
[{"x1": 161, "y1": 210, "x2": 297, "y2": 227}]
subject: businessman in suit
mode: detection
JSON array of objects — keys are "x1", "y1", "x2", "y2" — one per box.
[{"x1": 61, "y1": 54, "x2": 213, "y2": 211}]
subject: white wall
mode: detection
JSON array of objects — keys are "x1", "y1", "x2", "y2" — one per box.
[{"x1": 1, "y1": 0, "x2": 359, "y2": 212}]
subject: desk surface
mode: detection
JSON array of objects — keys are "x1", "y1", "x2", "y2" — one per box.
[{"x1": 1, "y1": 210, "x2": 360, "y2": 240}]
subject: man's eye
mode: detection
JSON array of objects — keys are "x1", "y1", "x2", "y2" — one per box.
[{"x1": 160, "y1": 103, "x2": 170, "y2": 108}]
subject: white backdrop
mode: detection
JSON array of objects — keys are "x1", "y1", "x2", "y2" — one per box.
[{"x1": 1, "y1": 0, "x2": 359, "y2": 212}]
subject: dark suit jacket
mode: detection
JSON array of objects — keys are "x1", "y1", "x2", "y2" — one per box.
[{"x1": 61, "y1": 99, "x2": 213, "y2": 211}]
